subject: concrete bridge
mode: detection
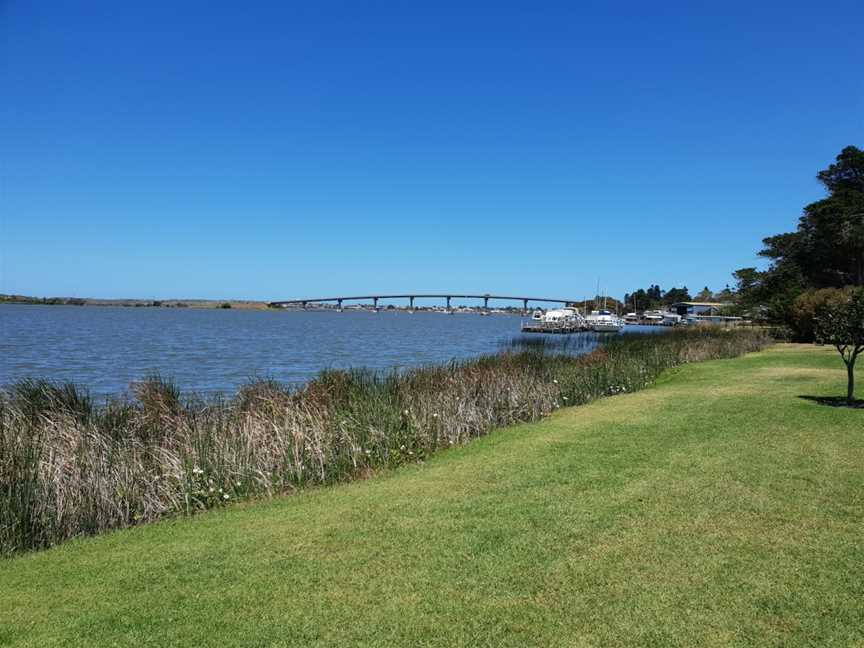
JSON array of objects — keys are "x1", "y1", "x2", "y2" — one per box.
[{"x1": 268, "y1": 293, "x2": 581, "y2": 313}]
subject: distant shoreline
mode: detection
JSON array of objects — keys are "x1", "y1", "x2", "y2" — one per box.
[
  {"x1": 0, "y1": 295, "x2": 526, "y2": 313},
  {"x1": 0, "y1": 295, "x2": 270, "y2": 310}
]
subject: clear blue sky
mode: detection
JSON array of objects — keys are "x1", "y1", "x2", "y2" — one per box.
[{"x1": 2, "y1": 1, "x2": 862, "y2": 302}]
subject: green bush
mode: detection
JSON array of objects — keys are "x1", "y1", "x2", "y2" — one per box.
[{"x1": 790, "y1": 287, "x2": 855, "y2": 341}]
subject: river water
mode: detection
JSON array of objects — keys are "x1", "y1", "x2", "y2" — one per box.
[{"x1": 1, "y1": 304, "x2": 658, "y2": 396}]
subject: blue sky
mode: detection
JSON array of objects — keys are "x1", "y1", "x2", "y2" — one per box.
[{"x1": 2, "y1": 1, "x2": 862, "y2": 302}]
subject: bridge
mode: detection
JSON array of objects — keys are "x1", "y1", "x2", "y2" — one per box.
[{"x1": 268, "y1": 293, "x2": 582, "y2": 313}]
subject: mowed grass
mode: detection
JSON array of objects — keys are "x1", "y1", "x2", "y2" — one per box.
[{"x1": 2, "y1": 344, "x2": 863, "y2": 647}]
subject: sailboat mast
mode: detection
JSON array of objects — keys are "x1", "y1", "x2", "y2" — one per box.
[{"x1": 595, "y1": 278, "x2": 600, "y2": 312}]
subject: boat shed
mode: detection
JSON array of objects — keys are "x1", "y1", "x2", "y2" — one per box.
[{"x1": 671, "y1": 302, "x2": 729, "y2": 316}]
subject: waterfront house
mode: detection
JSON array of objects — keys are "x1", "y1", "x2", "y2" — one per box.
[
  {"x1": 671, "y1": 302, "x2": 743, "y2": 327},
  {"x1": 670, "y1": 302, "x2": 729, "y2": 317}
]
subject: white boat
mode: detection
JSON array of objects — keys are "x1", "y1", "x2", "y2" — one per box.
[
  {"x1": 531, "y1": 308, "x2": 544, "y2": 321},
  {"x1": 585, "y1": 284, "x2": 624, "y2": 332},
  {"x1": 662, "y1": 312, "x2": 682, "y2": 326},
  {"x1": 642, "y1": 310, "x2": 664, "y2": 324},
  {"x1": 542, "y1": 307, "x2": 586, "y2": 329},
  {"x1": 585, "y1": 309, "x2": 624, "y2": 333}
]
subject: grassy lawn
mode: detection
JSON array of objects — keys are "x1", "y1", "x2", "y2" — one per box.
[{"x1": 1, "y1": 344, "x2": 862, "y2": 647}]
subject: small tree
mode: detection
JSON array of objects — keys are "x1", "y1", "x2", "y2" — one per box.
[{"x1": 815, "y1": 289, "x2": 864, "y2": 403}]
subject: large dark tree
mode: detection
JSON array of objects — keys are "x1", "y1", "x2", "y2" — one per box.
[
  {"x1": 734, "y1": 146, "x2": 864, "y2": 330},
  {"x1": 808, "y1": 147, "x2": 864, "y2": 285},
  {"x1": 623, "y1": 284, "x2": 663, "y2": 311},
  {"x1": 662, "y1": 286, "x2": 691, "y2": 305},
  {"x1": 732, "y1": 262, "x2": 808, "y2": 323},
  {"x1": 623, "y1": 289, "x2": 648, "y2": 311}
]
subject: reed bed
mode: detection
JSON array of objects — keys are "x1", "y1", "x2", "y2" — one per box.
[{"x1": 0, "y1": 328, "x2": 769, "y2": 556}]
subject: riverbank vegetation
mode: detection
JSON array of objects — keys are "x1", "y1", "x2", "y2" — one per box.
[
  {"x1": 0, "y1": 328, "x2": 768, "y2": 556},
  {"x1": 2, "y1": 344, "x2": 861, "y2": 646}
]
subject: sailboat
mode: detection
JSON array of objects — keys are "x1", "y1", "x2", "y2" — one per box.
[{"x1": 584, "y1": 285, "x2": 624, "y2": 333}]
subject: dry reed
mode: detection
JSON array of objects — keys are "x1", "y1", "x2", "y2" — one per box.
[{"x1": 0, "y1": 328, "x2": 770, "y2": 556}]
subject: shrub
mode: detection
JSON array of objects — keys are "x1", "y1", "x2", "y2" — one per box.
[{"x1": 790, "y1": 287, "x2": 856, "y2": 341}]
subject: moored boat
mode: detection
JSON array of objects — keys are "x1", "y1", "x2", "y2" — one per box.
[
  {"x1": 542, "y1": 307, "x2": 586, "y2": 329},
  {"x1": 642, "y1": 310, "x2": 664, "y2": 324},
  {"x1": 586, "y1": 309, "x2": 624, "y2": 333}
]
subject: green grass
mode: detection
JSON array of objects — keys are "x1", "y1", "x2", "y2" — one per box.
[{"x1": 2, "y1": 344, "x2": 862, "y2": 647}]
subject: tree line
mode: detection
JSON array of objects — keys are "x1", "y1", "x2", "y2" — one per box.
[{"x1": 621, "y1": 285, "x2": 736, "y2": 312}]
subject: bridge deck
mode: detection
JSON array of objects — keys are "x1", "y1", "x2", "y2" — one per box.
[{"x1": 269, "y1": 293, "x2": 580, "y2": 307}]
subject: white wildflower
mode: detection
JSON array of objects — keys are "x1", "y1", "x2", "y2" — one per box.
[{"x1": 222, "y1": 493, "x2": 229, "y2": 500}]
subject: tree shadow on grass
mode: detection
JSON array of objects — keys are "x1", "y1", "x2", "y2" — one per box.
[{"x1": 798, "y1": 395, "x2": 864, "y2": 409}]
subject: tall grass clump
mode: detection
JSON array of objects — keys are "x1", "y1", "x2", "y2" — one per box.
[{"x1": 0, "y1": 328, "x2": 770, "y2": 556}]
